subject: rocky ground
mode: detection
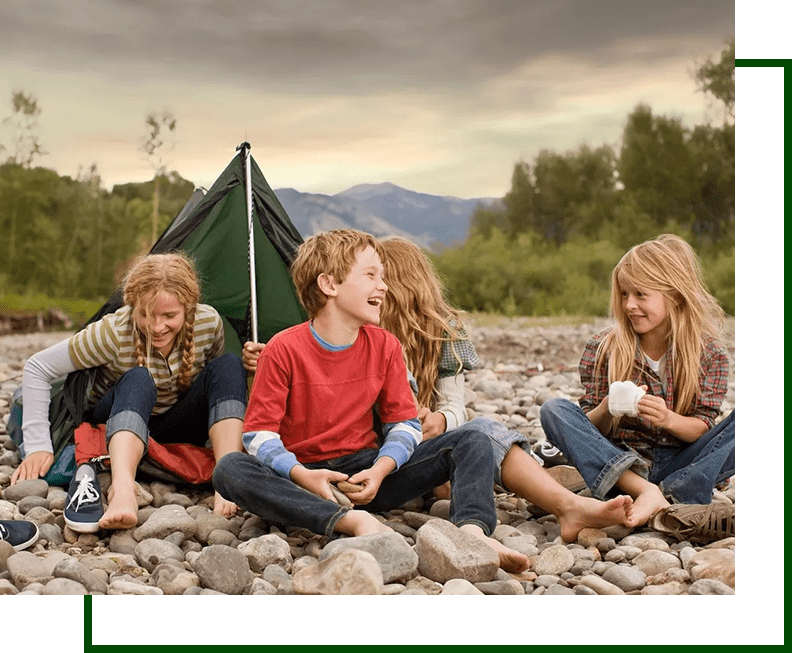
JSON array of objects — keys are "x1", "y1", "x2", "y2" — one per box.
[{"x1": 0, "y1": 319, "x2": 736, "y2": 596}]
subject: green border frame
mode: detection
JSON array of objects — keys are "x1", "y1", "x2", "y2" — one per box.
[{"x1": 0, "y1": 0, "x2": 792, "y2": 653}]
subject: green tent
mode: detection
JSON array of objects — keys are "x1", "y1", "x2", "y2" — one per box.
[
  {"x1": 60, "y1": 145, "x2": 307, "y2": 421},
  {"x1": 151, "y1": 144, "x2": 307, "y2": 351}
]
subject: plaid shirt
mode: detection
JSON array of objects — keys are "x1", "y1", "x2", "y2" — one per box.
[
  {"x1": 437, "y1": 327, "x2": 480, "y2": 379},
  {"x1": 578, "y1": 327, "x2": 729, "y2": 469}
]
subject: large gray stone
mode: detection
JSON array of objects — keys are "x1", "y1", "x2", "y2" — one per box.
[
  {"x1": 293, "y1": 549, "x2": 383, "y2": 595},
  {"x1": 238, "y1": 533, "x2": 293, "y2": 573},
  {"x1": 414, "y1": 519, "x2": 499, "y2": 584},
  {"x1": 132, "y1": 504, "x2": 198, "y2": 541},
  {"x1": 43, "y1": 577, "x2": 88, "y2": 595},
  {"x1": 602, "y1": 564, "x2": 647, "y2": 592},
  {"x1": 440, "y1": 578, "x2": 484, "y2": 595},
  {"x1": 135, "y1": 538, "x2": 185, "y2": 572},
  {"x1": 320, "y1": 531, "x2": 418, "y2": 584},
  {"x1": 631, "y1": 550, "x2": 682, "y2": 577},
  {"x1": 53, "y1": 557, "x2": 108, "y2": 594},
  {"x1": 7, "y1": 551, "x2": 50, "y2": 589},
  {"x1": 532, "y1": 544, "x2": 575, "y2": 576},
  {"x1": 192, "y1": 544, "x2": 251, "y2": 595},
  {"x1": 2, "y1": 478, "x2": 49, "y2": 501}
]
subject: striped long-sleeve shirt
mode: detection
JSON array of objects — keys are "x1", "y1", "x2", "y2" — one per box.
[{"x1": 21, "y1": 304, "x2": 224, "y2": 454}]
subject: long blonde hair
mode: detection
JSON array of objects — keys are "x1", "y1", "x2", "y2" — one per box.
[
  {"x1": 379, "y1": 237, "x2": 466, "y2": 410},
  {"x1": 597, "y1": 234, "x2": 725, "y2": 416},
  {"x1": 123, "y1": 252, "x2": 200, "y2": 392}
]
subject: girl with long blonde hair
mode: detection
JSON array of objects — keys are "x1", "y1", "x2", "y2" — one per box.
[
  {"x1": 378, "y1": 237, "x2": 636, "y2": 543},
  {"x1": 540, "y1": 234, "x2": 735, "y2": 540},
  {"x1": 12, "y1": 252, "x2": 247, "y2": 531}
]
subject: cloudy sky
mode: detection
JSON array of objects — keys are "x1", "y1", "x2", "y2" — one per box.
[{"x1": 0, "y1": 0, "x2": 734, "y2": 198}]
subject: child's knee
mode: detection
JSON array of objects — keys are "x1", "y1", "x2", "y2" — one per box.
[
  {"x1": 209, "y1": 352, "x2": 246, "y2": 379},
  {"x1": 539, "y1": 397, "x2": 569, "y2": 419},
  {"x1": 118, "y1": 366, "x2": 157, "y2": 396},
  {"x1": 212, "y1": 451, "x2": 247, "y2": 487}
]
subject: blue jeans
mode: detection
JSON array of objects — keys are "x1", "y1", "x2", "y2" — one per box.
[
  {"x1": 213, "y1": 423, "x2": 498, "y2": 538},
  {"x1": 88, "y1": 353, "x2": 247, "y2": 449},
  {"x1": 455, "y1": 417, "x2": 531, "y2": 486},
  {"x1": 539, "y1": 398, "x2": 735, "y2": 505}
]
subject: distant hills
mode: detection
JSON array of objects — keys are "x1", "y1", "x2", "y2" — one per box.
[{"x1": 273, "y1": 183, "x2": 500, "y2": 250}]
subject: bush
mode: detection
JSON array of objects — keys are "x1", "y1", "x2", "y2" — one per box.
[{"x1": 433, "y1": 229, "x2": 734, "y2": 317}]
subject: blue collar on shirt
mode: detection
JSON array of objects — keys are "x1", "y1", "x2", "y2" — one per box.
[{"x1": 309, "y1": 321, "x2": 354, "y2": 351}]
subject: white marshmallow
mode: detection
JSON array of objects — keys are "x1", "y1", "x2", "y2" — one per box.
[{"x1": 608, "y1": 381, "x2": 646, "y2": 417}]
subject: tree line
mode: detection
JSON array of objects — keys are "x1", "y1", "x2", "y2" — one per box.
[
  {"x1": 1, "y1": 41, "x2": 734, "y2": 318},
  {"x1": 0, "y1": 100, "x2": 191, "y2": 303},
  {"x1": 432, "y1": 41, "x2": 734, "y2": 316}
]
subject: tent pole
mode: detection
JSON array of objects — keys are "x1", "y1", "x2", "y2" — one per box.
[{"x1": 239, "y1": 141, "x2": 258, "y2": 343}]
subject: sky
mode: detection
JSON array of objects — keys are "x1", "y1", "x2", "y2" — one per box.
[{"x1": 0, "y1": 0, "x2": 734, "y2": 198}]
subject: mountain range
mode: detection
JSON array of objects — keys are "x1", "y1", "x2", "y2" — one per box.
[{"x1": 273, "y1": 183, "x2": 500, "y2": 250}]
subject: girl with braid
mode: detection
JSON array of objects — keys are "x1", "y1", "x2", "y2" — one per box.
[{"x1": 12, "y1": 253, "x2": 247, "y2": 531}]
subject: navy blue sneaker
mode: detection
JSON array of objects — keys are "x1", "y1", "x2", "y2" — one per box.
[
  {"x1": 532, "y1": 440, "x2": 570, "y2": 467},
  {"x1": 64, "y1": 464, "x2": 104, "y2": 533},
  {"x1": 0, "y1": 519, "x2": 39, "y2": 551}
]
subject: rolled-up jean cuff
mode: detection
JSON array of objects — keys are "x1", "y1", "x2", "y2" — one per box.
[
  {"x1": 462, "y1": 417, "x2": 530, "y2": 487},
  {"x1": 325, "y1": 506, "x2": 351, "y2": 538},
  {"x1": 591, "y1": 451, "x2": 642, "y2": 500},
  {"x1": 492, "y1": 440, "x2": 532, "y2": 486},
  {"x1": 455, "y1": 518, "x2": 494, "y2": 537},
  {"x1": 208, "y1": 399, "x2": 246, "y2": 428},
  {"x1": 106, "y1": 410, "x2": 149, "y2": 450}
]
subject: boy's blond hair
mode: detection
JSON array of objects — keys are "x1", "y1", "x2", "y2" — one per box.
[{"x1": 291, "y1": 229, "x2": 383, "y2": 318}]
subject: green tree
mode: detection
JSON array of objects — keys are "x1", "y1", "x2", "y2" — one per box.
[
  {"x1": 140, "y1": 110, "x2": 177, "y2": 247},
  {"x1": 694, "y1": 39, "x2": 735, "y2": 120},
  {"x1": 2, "y1": 90, "x2": 47, "y2": 167},
  {"x1": 687, "y1": 122, "x2": 734, "y2": 241},
  {"x1": 617, "y1": 104, "x2": 695, "y2": 228},
  {"x1": 503, "y1": 161, "x2": 533, "y2": 235},
  {"x1": 468, "y1": 201, "x2": 508, "y2": 238}
]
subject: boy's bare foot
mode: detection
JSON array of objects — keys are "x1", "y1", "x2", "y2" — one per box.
[
  {"x1": 557, "y1": 495, "x2": 634, "y2": 543},
  {"x1": 624, "y1": 483, "x2": 670, "y2": 528},
  {"x1": 432, "y1": 481, "x2": 451, "y2": 500},
  {"x1": 335, "y1": 509, "x2": 393, "y2": 537},
  {"x1": 213, "y1": 492, "x2": 237, "y2": 518},
  {"x1": 99, "y1": 482, "x2": 139, "y2": 530},
  {"x1": 460, "y1": 524, "x2": 530, "y2": 573}
]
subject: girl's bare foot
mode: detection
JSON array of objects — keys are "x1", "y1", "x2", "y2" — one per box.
[
  {"x1": 99, "y1": 482, "x2": 139, "y2": 530},
  {"x1": 460, "y1": 524, "x2": 530, "y2": 573},
  {"x1": 625, "y1": 484, "x2": 670, "y2": 528},
  {"x1": 335, "y1": 509, "x2": 393, "y2": 537},
  {"x1": 557, "y1": 495, "x2": 634, "y2": 542}
]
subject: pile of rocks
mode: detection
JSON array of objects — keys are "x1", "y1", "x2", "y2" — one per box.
[{"x1": 0, "y1": 319, "x2": 736, "y2": 596}]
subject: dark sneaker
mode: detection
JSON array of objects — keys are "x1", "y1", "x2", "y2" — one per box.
[
  {"x1": 532, "y1": 440, "x2": 569, "y2": 467},
  {"x1": 64, "y1": 464, "x2": 104, "y2": 533},
  {"x1": 0, "y1": 519, "x2": 40, "y2": 551}
]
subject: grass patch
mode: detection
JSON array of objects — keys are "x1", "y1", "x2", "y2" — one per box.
[
  {"x1": 0, "y1": 292, "x2": 102, "y2": 325},
  {"x1": 464, "y1": 312, "x2": 605, "y2": 329}
]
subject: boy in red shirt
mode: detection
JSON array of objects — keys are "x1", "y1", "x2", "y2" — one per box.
[{"x1": 213, "y1": 229, "x2": 527, "y2": 571}]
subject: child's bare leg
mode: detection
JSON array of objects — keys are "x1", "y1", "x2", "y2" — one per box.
[
  {"x1": 460, "y1": 523, "x2": 529, "y2": 573},
  {"x1": 334, "y1": 509, "x2": 393, "y2": 537},
  {"x1": 500, "y1": 445, "x2": 633, "y2": 542},
  {"x1": 616, "y1": 469, "x2": 670, "y2": 528},
  {"x1": 99, "y1": 430, "x2": 144, "y2": 530},
  {"x1": 208, "y1": 418, "x2": 244, "y2": 517}
]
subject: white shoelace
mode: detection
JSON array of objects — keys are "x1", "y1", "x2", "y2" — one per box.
[
  {"x1": 67, "y1": 474, "x2": 100, "y2": 511},
  {"x1": 0, "y1": 523, "x2": 8, "y2": 540}
]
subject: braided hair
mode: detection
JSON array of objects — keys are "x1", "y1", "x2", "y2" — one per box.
[{"x1": 123, "y1": 252, "x2": 201, "y2": 393}]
